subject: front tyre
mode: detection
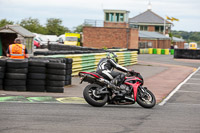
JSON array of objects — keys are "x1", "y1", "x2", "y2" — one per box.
[
  {"x1": 83, "y1": 84, "x2": 108, "y2": 107},
  {"x1": 136, "y1": 89, "x2": 156, "y2": 108}
]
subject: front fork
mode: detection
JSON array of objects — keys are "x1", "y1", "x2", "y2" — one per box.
[{"x1": 138, "y1": 86, "x2": 148, "y2": 99}]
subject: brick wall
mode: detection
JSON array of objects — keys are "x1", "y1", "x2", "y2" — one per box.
[
  {"x1": 129, "y1": 29, "x2": 139, "y2": 49},
  {"x1": 104, "y1": 22, "x2": 129, "y2": 28},
  {"x1": 173, "y1": 42, "x2": 185, "y2": 49},
  {"x1": 148, "y1": 25, "x2": 155, "y2": 32},
  {"x1": 83, "y1": 27, "x2": 138, "y2": 49}
]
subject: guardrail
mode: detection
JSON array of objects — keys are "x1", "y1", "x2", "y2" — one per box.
[
  {"x1": 140, "y1": 48, "x2": 174, "y2": 55},
  {"x1": 46, "y1": 51, "x2": 138, "y2": 76}
]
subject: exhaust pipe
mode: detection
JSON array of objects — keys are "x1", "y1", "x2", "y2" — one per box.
[{"x1": 124, "y1": 96, "x2": 135, "y2": 103}]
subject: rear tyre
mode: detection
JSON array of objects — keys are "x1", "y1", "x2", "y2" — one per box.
[
  {"x1": 83, "y1": 84, "x2": 108, "y2": 107},
  {"x1": 136, "y1": 88, "x2": 156, "y2": 108}
]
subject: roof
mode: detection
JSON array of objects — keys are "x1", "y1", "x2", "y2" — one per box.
[
  {"x1": 0, "y1": 25, "x2": 35, "y2": 37},
  {"x1": 173, "y1": 37, "x2": 185, "y2": 42},
  {"x1": 103, "y1": 9, "x2": 130, "y2": 13},
  {"x1": 139, "y1": 31, "x2": 170, "y2": 40},
  {"x1": 129, "y1": 9, "x2": 171, "y2": 24}
]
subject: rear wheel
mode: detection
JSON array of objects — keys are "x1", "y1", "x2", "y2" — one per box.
[
  {"x1": 136, "y1": 87, "x2": 156, "y2": 108},
  {"x1": 83, "y1": 84, "x2": 108, "y2": 107}
]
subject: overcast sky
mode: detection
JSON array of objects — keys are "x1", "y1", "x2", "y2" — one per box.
[{"x1": 0, "y1": 0, "x2": 200, "y2": 32}]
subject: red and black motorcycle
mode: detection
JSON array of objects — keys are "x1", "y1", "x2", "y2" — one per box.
[{"x1": 78, "y1": 70, "x2": 156, "y2": 108}]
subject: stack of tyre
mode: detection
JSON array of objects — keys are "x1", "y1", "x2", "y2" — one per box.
[
  {"x1": 0, "y1": 59, "x2": 6, "y2": 90},
  {"x1": 65, "y1": 58, "x2": 73, "y2": 85},
  {"x1": 46, "y1": 60, "x2": 66, "y2": 93},
  {"x1": 4, "y1": 59, "x2": 28, "y2": 91},
  {"x1": 27, "y1": 59, "x2": 49, "y2": 92}
]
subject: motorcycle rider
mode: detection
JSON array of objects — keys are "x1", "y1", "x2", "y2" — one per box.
[{"x1": 96, "y1": 52, "x2": 130, "y2": 90}]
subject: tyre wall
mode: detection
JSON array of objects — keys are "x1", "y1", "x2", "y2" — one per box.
[
  {"x1": 45, "y1": 51, "x2": 138, "y2": 76},
  {"x1": 174, "y1": 49, "x2": 200, "y2": 59},
  {"x1": 0, "y1": 58, "x2": 72, "y2": 93},
  {"x1": 139, "y1": 48, "x2": 173, "y2": 55}
]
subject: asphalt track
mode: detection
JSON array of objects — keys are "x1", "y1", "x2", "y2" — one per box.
[{"x1": 0, "y1": 54, "x2": 200, "y2": 133}]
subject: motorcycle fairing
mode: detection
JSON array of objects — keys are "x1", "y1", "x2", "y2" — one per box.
[
  {"x1": 124, "y1": 76, "x2": 141, "y2": 101},
  {"x1": 79, "y1": 72, "x2": 103, "y2": 78}
]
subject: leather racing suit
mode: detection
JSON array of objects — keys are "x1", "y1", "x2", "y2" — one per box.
[{"x1": 96, "y1": 58, "x2": 128, "y2": 86}]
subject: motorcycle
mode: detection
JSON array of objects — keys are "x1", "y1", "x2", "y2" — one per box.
[{"x1": 78, "y1": 70, "x2": 156, "y2": 108}]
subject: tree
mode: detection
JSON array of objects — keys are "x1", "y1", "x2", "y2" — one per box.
[
  {"x1": 73, "y1": 24, "x2": 92, "y2": 33},
  {"x1": 0, "y1": 19, "x2": 14, "y2": 27},
  {"x1": 46, "y1": 18, "x2": 70, "y2": 36},
  {"x1": 20, "y1": 17, "x2": 46, "y2": 34}
]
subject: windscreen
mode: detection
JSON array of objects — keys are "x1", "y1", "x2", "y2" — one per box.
[{"x1": 66, "y1": 37, "x2": 78, "y2": 41}]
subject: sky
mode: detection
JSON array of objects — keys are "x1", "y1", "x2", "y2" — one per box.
[{"x1": 0, "y1": 0, "x2": 200, "y2": 32}]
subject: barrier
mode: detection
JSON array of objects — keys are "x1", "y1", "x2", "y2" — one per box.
[
  {"x1": 165, "y1": 49, "x2": 169, "y2": 55},
  {"x1": 139, "y1": 48, "x2": 172, "y2": 55},
  {"x1": 148, "y1": 48, "x2": 153, "y2": 54},
  {"x1": 161, "y1": 49, "x2": 165, "y2": 55},
  {"x1": 45, "y1": 51, "x2": 138, "y2": 76},
  {"x1": 174, "y1": 49, "x2": 200, "y2": 59},
  {"x1": 153, "y1": 49, "x2": 157, "y2": 54},
  {"x1": 157, "y1": 49, "x2": 161, "y2": 54},
  {"x1": 170, "y1": 49, "x2": 174, "y2": 55},
  {"x1": 0, "y1": 58, "x2": 70, "y2": 93},
  {"x1": 140, "y1": 49, "x2": 149, "y2": 54}
]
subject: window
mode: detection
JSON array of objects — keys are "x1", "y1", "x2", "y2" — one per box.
[
  {"x1": 105, "y1": 13, "x2": 114, "y2": 22},
  {"x1": 105, "y1": 12, "x2": 125, "y2": 22},
  {"x1": 155, "y1": 26, "x2": 164, "y2": 32},
  {"x1": 115, "y1": 13, "x2": 120, "y2": 22},
  {"x1": 139, "y1": 26, "x2": 148, "y2": 31},
  {"x1": 109, "y1": 13, "x2": 114, "y2": 22},
  {"x1": 66, "y1": 37, "x2": 77, "y2": 41},
  {"x1": 106, "y1": 13, "x2": 109, "y2": 21},
  {"x1": 119, "y1": 13, "x2": 124, "y2": 22}
]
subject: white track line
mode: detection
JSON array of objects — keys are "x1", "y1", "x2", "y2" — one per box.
[{"x1": 159, "y1": 67, "x2": 200, "y2": 106}]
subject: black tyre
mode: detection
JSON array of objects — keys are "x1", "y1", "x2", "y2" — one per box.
[
  {"x1": 6, "y1": 68, "x2": 28, "y2": 73},
  {"x1": 0, "y1": 79, "x2": 2, "y2": 84},
  {"x1": 28, "y1": 73, "x2": 46, "y2": 80},
  {"x1": 65, "y1": 75, "x2": 71, "y2": 81},
  {"x1": 6, "y1": 73, "x2": 27, "y2": 80},
  {"x1": 27, "y1": 86, "x2": 45, "y2": 92},
  {"x1": 65, "y1": 80, "x2": 71, "y2": 85},
  {"x1": 4, "y1": 79, "x2": 26, "y2": 86},
  {"x1": 0, "y1": 59, "x2": 6, "y2": 66},
  {"x1": 28, "y1": 66, "x2": 46, "y2": 73},
  {"x1": 46, "y1": 86, "x2": 64, "y2": 93},
  {"x1": 83, "y1": 84, "x2": 108, "y2": 107},
  {"x1": 47, "y1": 62, "x2": 66, "y2": 69},
  {"x1": 46, "y1": 80, "x2": 65, "y2": 87},
  {"x1": 46, "y1": 69, "x2": 66, "y2": 75},
  {"x1": 66, "y1": 64, "x2": 72, "y2": 69},
  {"x1": 28, "y1": 60, "x2": 48, "y2": 67},
  {"x1": 7, "y1": 59, "x2": 28, "y2": 68},
  {"x1": 136, "y1": 87, "x2": 156, "y2": 108},
  {"x1": 66, "y1": 58, "x2": 73, "y2": 64},
  {"x1": 0, "y1": 72, "x2": 4, "y2": 79},
  {"x1": 4, "y1": 86, "x2": 26, "y2": 91},
  {"x1": 0, "y1": 67, "x2": 5, "y2": 72},
  {"x1": 66, "y1": 69, "x2": 72, "y2": 75},
  {"x1": 27, "y1": 79, "x2": 46, "y2": 86},
  {"x1": 0, "y1": 85, "x2": 3, "y2": 90},
  {"x1": 46, "y1": 74, "x2": 65, "y2": 81}
]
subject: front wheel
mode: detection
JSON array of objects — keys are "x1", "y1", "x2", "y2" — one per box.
[
  {"x1": 83, "y1": 84, "x2": 108, "y2": 107},
  {"x1": 136, "y1": 88, "x2": 156, "y2": 108}
]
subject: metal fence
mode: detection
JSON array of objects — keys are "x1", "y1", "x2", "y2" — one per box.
[{"x1": 84, "y1": 19, "x2": 104, "y2": 27}]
